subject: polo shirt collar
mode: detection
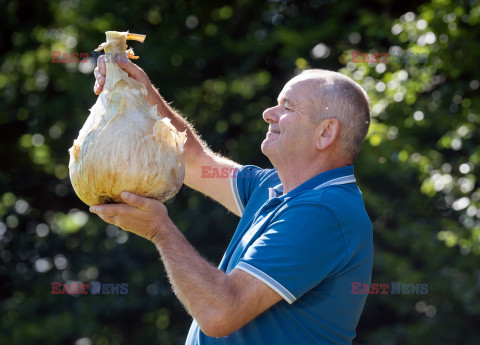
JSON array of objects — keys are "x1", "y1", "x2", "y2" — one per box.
[{"x1": 268, "y1": 165, "x2": 355, "y2": 199}]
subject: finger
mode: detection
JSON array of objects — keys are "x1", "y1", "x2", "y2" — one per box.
[
  {"x1": 116, "y1": 53, "x2": 130, "y2": 66},
  {"x1": 121, "y1": 192, "x2": 154, "y2": 211},
  {"x1": 98, "y1": 74, "x2": 105, "y2": 86},
  {"x1": 116, "y1": 53, "x2": 131, "y2": 69},
  {"x1": 90, "y1": 204, "x2": 121, "y2": 217},
  {"x1": 96, "y1": 214, "x2": 117, "y2": 226},
  {"x1": 94, "y1": 69, "x2": 105, "y2": 85},
  {"x1": 97, "y1": 55, "x2": 106, "y2": 76},
  {"x1": 116, "y1": 55, "x2": 146, "y2": 81},
  {"x1": 94, "y1": 81, "x2": 102, "y2": 95}
]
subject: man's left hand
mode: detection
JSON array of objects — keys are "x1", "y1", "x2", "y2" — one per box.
[{"x1": 89, "y1": 191, "x2": 171, "y2": 241}]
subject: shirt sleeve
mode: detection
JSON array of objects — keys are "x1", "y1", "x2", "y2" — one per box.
[
  {"x1": 236, "y1": 203, "x2": 349, "y2": 303},
  {"x1": 230, "y1": 165, "x2": 274, "y2": 215}
]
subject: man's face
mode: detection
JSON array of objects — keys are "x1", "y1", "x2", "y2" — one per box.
[{"x1": 261, "y1": 76, "x2": 319, "y2": 165}]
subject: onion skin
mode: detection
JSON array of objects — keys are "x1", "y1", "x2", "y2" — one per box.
[{"x1": 69, "y1": 31, "x2": 186, "y2": 206}]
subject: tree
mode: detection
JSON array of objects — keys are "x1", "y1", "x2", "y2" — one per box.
[{"x1": 1, "y1": 0, "x2": 479, "y2": 344}]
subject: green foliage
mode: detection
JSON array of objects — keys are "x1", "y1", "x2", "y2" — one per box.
[{"x1": 1, "y1": 0, "x2": 479, "y2": 344}]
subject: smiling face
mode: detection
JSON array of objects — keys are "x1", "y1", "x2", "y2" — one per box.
[
  {"x1": 261, "y1": 75, "x2": 321, "y2": 167},
  {"x1": 260, "y1": 69, "x2": 371, "y2": 182}
]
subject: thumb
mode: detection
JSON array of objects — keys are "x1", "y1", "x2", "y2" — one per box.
[
  {"x1": 121, "y1": 191, "x2": 152, "y2": 211},
  {"x1": 116, "y1": 55, "x2": 150, "y2": 85}
]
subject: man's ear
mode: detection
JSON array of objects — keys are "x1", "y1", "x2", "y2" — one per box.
[{"x1": 315, "y1": 118, "x2": 341, "y2": 151}]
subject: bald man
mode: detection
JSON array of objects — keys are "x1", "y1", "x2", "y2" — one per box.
[{"x1": 91, "y1": 56, "x2": 373, "y2": 345}]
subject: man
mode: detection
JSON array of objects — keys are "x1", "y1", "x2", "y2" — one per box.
[{"x1": 91, "y1": 55, "x2": 373, "y2": 345}]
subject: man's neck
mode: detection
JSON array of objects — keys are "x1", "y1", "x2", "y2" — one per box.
[{"x1": 276, "y1": 157, "x2": 351, "y2": 194}]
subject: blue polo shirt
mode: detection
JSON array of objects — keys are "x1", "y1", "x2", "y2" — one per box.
[{"x1": 185, "y1": 165, "x2": 373, "y2": 345}]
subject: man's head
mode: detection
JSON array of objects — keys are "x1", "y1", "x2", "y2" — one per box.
[{"x1": 261, "y1": 69, "x2": 370, "y2": 170}]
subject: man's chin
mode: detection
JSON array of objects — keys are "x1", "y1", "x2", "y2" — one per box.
[{"x1": 261, "y1": 140, "x2": 276, "y2": 158}]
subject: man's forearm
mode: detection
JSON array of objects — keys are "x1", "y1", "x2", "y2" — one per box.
[
  {"x1": 142, "y1": 82, "x2": 240, "y2": 215},
  {"x1": 152, "y1": 220, "x2": 236, "y2": 330}
]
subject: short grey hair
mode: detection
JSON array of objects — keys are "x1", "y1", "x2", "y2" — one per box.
[{"x1": 300, "y1": 69, "x2": 371, "y2": 161}]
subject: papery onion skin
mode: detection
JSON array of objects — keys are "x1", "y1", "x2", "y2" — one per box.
[{"x1": 68, "y1": 31, "x2": 186, "y2": 206}]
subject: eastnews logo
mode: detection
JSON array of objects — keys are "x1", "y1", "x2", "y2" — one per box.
[
  {"x1": 351, "y1": 282, "x2": 428, "y2": 295},
  {"x1": 51, "y1": 281, "x2": 128, "y2": 295},
  {"x1": 350, "y1": 51, "x2": 429, "y2": 64},
  {"x1": 200, "y1": 166, "x2": 264, "y2": 178},
  {"x1": 201, "y1": 166, "x2": 239, "y2": 178},
  {"x1": 50, "y1": 51, "x2": 129, "y2": 64}
]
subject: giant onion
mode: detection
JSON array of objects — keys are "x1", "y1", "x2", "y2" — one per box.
[{"x1": 69, "y1": 31, "x2": 186, "y2": 206}]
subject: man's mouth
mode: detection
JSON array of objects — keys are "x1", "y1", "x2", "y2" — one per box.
[{"x1": 268, "y1": 127, "x2": 280, "y2": 134}]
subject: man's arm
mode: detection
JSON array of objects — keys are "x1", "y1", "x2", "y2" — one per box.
[
  {"x1": 90, "y1": 192, "x2": 282, "y2": 337},
  {"x1": 94, "y1": 56, "x2": 241, "y2": 216},
  {"x1": 154, "y1": 216, "x2": 282, "y2": 337}
]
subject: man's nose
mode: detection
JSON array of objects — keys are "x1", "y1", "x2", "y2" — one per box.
[{"x1": 262, "y1": 106, "x2": 279, "y2": 123}]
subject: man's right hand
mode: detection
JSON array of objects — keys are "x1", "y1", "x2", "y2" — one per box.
[{"x1": 93, "y1": 54, "x2": 152, "y2": 96}]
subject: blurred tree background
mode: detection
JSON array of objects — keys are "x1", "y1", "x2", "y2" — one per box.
[{"x1": 1, "y1": 0, "x2": 480, "y2": 344}]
